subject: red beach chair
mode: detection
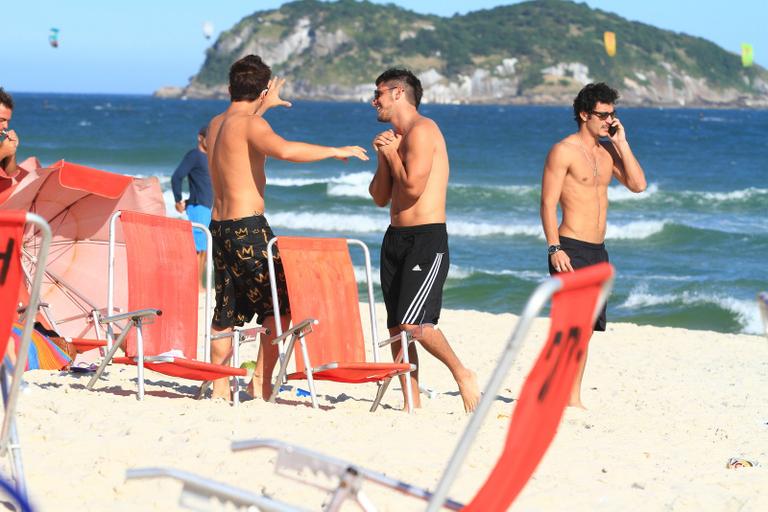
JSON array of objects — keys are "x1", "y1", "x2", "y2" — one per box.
[
  {"x1": 265, "y1": 236, "x2": 417, "y2": 412},
  {"x1": 0, "y1": 211, "x2": 53, "y2": 501},
  {"x1": 86, "y1": 211, "x2": 266, "y2": 403},
  {"x1": 128, "y1": 263, "x2": 615, "y2": 510}
]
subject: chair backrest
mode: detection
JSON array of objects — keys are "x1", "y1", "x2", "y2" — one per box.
[
  {"x1": 276, "y1": 237, "x2": 366, "y2": 372},
  {"x1": 462, "y1": 263, "x2": 613, "y2": 511},
  {"x1": 118, "y1": 211, "x2": 199, "y2": 358},
  {"x1": 0, "y1": 211, "x2": 26, "y2": 362}
]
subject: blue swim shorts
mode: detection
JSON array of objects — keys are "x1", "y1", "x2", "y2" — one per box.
[{"x1": 186, "y1": 203, "x2": 212, "y2": 252}]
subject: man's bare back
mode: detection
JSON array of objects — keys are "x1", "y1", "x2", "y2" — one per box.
[
  {"x1": 205, "y1": 64, "x2": 368, "y2": 402},
  {"x1": 207, "y1": 110, "x2": 268, "y2": 221}
]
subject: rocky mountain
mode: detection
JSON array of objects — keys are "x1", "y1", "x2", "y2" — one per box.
[{"x1": 157, "y1": 0, "x2": 768, "y2": 107}]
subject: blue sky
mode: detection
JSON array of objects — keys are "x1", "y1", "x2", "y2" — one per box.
[{"x1": 2, "y1": 1, "x2": 765, "y2": 94}]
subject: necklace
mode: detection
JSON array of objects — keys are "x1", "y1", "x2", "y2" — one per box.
[{"x1": 577, "y1": 139, "x2": 598, "y2": 177}]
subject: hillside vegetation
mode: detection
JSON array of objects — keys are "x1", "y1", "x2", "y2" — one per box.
[{"x1": 168, "y1": 0, "x2": 767, "y2": 107}]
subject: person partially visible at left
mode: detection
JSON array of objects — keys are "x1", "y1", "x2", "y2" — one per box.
[
  {"x1": 171, "y1": 125, "x2": 214, "y2": 291},
  {"x1": 0, "y1": 87, "x2": 20, "y2": 179}
]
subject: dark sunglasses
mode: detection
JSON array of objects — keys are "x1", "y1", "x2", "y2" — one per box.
[
  {"x1": 373, "y1": 86, "x2": 398, "y2": 100},
  {"x1": 590, "y1": 110, "x2": 617, "y2": 120}
]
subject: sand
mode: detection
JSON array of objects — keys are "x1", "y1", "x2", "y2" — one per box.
[{"x1": 15, "y1": 302, "x2": 768, "y2": 511}]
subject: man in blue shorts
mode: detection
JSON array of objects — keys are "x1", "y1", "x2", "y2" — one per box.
[
  {"x1": 369, "y1": 68, "x2": 479, "y2": 412},
  {"x1": 171, "y1": 125, "x2": 213, "y2": 291}
]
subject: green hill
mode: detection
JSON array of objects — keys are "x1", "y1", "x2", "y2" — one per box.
[{"x1": 166, "y1": 0, "x2": 768, "y2": 107}]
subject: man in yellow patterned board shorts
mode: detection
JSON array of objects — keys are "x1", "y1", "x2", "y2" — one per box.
[{"x1": 205, "y1": 55, "x2": 369, "y2": 401}]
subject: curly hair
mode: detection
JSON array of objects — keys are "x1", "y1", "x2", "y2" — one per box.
[
  {"x1": 375, "y1": 68, "x2": 423, "y2": 109},
  {"x1": 573, "y1": 83, "x2": 618, "y2": 125}
]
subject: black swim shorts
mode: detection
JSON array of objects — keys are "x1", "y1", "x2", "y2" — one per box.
[
  {"x1": 548, "y1": 235, "x2": 609, "y2": 331},
  {"x1": 381, "y1": 223, "x2": 449, "y2": 329},
  {"x1": 210, "y1": 215, "x2": 289, "y2": 328}
]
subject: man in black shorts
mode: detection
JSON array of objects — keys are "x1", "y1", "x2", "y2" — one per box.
[
  {"x1": 541, "y1": 83, "x2": 647, "y2": 407},
  {"x1": 206, "y1": 55, "x2": 368, "y2": 400},
  {"x1": 369, "y1": 68, "x2": 479, "y2": 412}
]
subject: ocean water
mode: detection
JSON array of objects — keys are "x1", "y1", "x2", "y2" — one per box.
[{"x1": 11, "y1": 93, "x2": 768, "y2": 335}]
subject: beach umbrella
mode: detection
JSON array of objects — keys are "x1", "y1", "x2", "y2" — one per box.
[
  {"x1": 7, "y1": 321, "x2": 70, "y2": 371},
  {"x1": 0, "y1": 160, "x2": 165, "y2": 340}
]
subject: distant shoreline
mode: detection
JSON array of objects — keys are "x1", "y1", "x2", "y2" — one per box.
[{"x1": 11, "y1": 90, "x2": 768, "y2": 110}]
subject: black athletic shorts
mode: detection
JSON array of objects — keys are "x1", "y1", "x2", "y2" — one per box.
[
  {"x1": 381, "y1": 223, "x2": 449, "y2": 329},
  {"x1": 210, "y1": 215, "x2": 289, "y2": 328},
  {"x1": 548, "y1": 236, "x2": 609, "y2": 331}
]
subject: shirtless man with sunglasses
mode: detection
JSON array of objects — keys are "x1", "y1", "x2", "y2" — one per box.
[{"x1": 540, "y1": 82, "x2": 647, "y2": 408}]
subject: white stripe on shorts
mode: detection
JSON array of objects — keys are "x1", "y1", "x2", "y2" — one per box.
[{"x1": 401, "y1": 252, "x2": 443, "y2": 325}]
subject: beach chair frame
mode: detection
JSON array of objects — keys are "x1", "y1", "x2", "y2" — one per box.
[
  {"x1": 87, "y1": 211, "x2": 265, "y2": 403},
  {"x1": 0, "y1": 212, "x2": 52, "y2": 501},
  {"x1": 266, "y1": 236, "x2": 416, "y2": 412},
  {"x1": 127, "y1": 263, "x2": 614, "y2": 510}
]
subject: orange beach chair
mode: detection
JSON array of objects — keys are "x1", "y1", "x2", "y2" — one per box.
[
  {"x1": 265, "y1": 236, "x2": 417, "y2": 412},
  {"x1": 128, "y1": 263, "x2": 615, "y2": 511},
  {"x1": 86, "y1": 211, "x2": 265, "y2": 403},
  {"x1": 0, "y1": 211, "x2": 53, "y2": 502}
]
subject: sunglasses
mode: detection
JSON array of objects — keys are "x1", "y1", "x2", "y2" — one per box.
[
  {"x1": 373, "y1": 86, "x2": 399, "y2": 101},
  {"x1": 590, "y1": 110, "x2": 617, "y2": 120}
]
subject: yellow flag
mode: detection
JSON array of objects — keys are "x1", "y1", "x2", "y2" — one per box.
[
  {"x1": 741, "y1": 43, "x2": 754, "y2": 67},
  {"x1": 604, "y1": 31, "x2": 616, "y2": 57}
]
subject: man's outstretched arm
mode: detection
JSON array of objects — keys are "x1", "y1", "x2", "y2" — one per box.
[{"x1": 248, "y1": 117, "x2": 368, "y2": 163}]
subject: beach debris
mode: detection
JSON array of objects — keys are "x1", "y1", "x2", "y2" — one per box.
[
  {"x1": 296, "y1": 388, "x2": 311, "y2": 398},
  {"x1": 726, "y1": 457, "x2": 757, "y2": 469},
  {"x1": 603, "y1": 31, "x2": 616, "y2": 57},
  {"x1": 49, "y1": 27, "x2": 59, "y2": 48},
  {"x1": 202, "y1": 21, "x2": 214, "y2": 40},
  {"x1": 741, "y1": 43, "x2": 754, "y2": 67}
]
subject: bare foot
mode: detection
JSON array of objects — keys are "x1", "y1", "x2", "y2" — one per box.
[
  {"x1": 456, "y1": 369, "x2": 480, "y2": 413},
  {"x1": 210, "y1": 387, "x2": 232, "y2": 401},
  {"x1": 568, "y1": 399, "x2": 587, "y2": 409}
]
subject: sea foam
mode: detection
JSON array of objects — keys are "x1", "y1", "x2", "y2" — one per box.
[{"x1": 620, "y1": 284, "x2": 762, "y2": 334}]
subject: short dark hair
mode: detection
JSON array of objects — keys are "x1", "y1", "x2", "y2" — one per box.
[
  {"x1": 229, "y1": 55, "x2": 271, "y2": 102},
  {"x1": 573, "y1": 83, "x2": 619, "y2": 125},
  {"x1": 198, "y1": 124, "x2": 208, "y2": 137},
  {"x1": 0, "y1": 88, "x2": 13, "y2": 110},
  {"x1": 375, "y1": 68, "x2": 423, "y2": 109}
]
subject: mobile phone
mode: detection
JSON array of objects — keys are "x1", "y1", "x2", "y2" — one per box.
[
  {"x1": 608, "y1": 124, "x2": 617, "y2": 137},
  {"x1": 0, "y1": 130, "x2": 7, "y2": 143}
]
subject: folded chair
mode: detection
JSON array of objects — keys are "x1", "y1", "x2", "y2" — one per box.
[
  {"x1": 128, "y1": 263, "x2": 615, "y2": 511},
  {"x1": 87, "y1": 211, "x2": 266, "y2": 403},
  {"x1": 759, "y1": 292, "x2": 768, "y2": 340},
  {"x1": 0, "y1": 211, "x2": 52, "y2": 502},
  {"x1": 266, "y1": 236, "x2": 416, "y2": 412}
]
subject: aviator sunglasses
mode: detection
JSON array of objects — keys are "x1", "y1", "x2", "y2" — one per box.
[
  {"x1": 590, "y1": 110, "x2": 617, "y2": 120},
  {"x1": 373, "y1": 86, "x2": 399, "y2": 101}
]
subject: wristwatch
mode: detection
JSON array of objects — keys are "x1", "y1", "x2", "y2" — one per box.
[{"x1": 547, "y1": 244, "x2": 561, "y2": 256}]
